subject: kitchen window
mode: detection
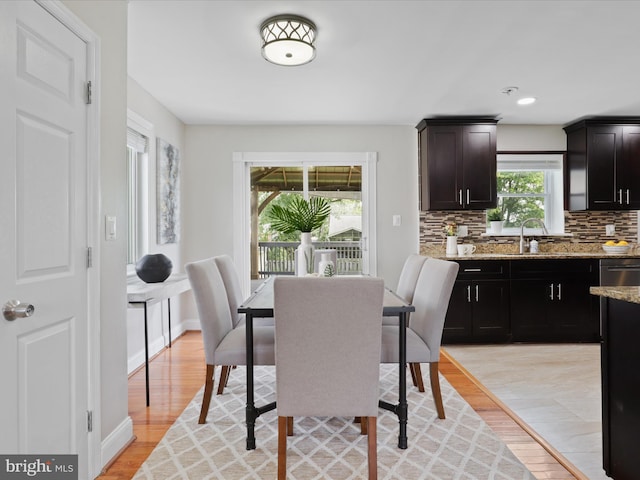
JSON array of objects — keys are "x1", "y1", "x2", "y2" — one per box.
[{"x1": 492, "y1": 153, "x2": 564, "y2": 234}]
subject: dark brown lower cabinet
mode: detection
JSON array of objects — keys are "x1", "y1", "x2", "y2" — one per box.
[
  {"x1": 443, "y1": 261, "x2": 510, "y2": 343},
  {"x1": 600, "y1": 297, "x2": 640, "y2": 480},
  {"x1": 443, "y1": 258, "x2": 600, "y2": 344},
  {"x1": 510, "y1": 259, "x2": 599, "y2": 342}
]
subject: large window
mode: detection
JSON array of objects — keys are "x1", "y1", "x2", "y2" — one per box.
[
  {"x1": 126, "y1": 111, "x2": 152, "y2": 269},
  {"x1": 492, "y1": 153, "x2": 564, "y2": 234}
]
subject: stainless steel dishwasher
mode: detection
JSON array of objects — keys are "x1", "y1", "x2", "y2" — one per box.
[{"x1": 600, "y1": 258, "x2": 640, "y2": 286}]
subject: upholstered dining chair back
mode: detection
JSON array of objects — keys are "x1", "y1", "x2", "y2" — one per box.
[
  {"x1": 409, "y1": 258, "x2": 459, "y2": 363},
  {"x1": 396, "y1": 254, "x2": 428, "y2": 303},
  {"x1": 274, "y1": 276, "x2": 384, "y2": 479},
  {"x1": 274, "y1": 276, "x2": 384, "y2": 416},
  {"x1": 383, "y1": 254, "x2": 427, "y2": 326},
  {"x1": 214, "y1": 255, "x2": 245, "y2": 328},
  {"x1": 186, "y1": 257, "x2": 234, "y2": 365}
]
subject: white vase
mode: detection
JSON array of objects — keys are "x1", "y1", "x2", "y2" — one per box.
[
  {"x1": 490, "y1": 221, "x2": 503, "y2": 234},
  {"x1": 446, "y1": 236, "x2": 458, "y2": 256},
  {"x1": 296, "y1": 232, "x2": 314, "y2": 276},
  {"x1": 318, "y1": 252, "x2": 335, "y2": 277}
]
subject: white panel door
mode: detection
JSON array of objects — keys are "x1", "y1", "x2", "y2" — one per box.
[{"x1": 0, "y1": 0, "x2": 89, "y2": 476}]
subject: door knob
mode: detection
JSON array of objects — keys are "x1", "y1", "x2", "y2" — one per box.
[{"x1": 3, "y1": 300, "x2": 35, "y2": 321}]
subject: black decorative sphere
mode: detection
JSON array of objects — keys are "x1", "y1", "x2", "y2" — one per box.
[{"x1": 135, "y1": 254, "x2": 173, "y2": 283}]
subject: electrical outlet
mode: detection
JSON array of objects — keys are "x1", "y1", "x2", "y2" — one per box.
[
  {"x1": 606, "y1": 224, "x2": 615, "y2": 236},
  {"x1": 457, "y1": 225, "x2": 468, "y2": 237}
]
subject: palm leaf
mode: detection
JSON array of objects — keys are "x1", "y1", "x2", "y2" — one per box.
[{"x1": 267, "y1": 196, "x2": 331, "y2": 234}]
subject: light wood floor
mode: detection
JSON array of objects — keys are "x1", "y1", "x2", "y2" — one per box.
[{"x1": 99, "y1": 331, "x2": 580, "y2": 479}]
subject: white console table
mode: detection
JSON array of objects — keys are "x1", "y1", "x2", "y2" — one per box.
[{"x1": 127, "y1": 273, "x2": 191, "y2": 406}]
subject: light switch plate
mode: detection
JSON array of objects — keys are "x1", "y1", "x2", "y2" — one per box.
[
  {"x1": 392, "y1": 215, "x2": 402, "y2": 227},
  {"x1": 105, "y1": 215, "x2": 117, "y2": 241},
  {"x1": 457, "y1": 225, "x2": 468, "y2": 237},
  {"x1": 606, "y1": 224, "x2": 615, "y2": 236}
]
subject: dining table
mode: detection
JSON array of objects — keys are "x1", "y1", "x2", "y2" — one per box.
[{"x1": 238, "y1": 275, "x2": 415, "y2": 451}]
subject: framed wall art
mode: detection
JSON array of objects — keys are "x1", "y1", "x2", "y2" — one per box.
[{"x1": 156, "y1": 138, "x2": 180, "y2": 244}]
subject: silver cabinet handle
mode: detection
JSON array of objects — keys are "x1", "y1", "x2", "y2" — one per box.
[
  {"x1": 557, "y1": 283, "x2": 562, "y2": 301},
  {"x1": 459, "y1": 189, "x2": 463, "y2": 206},
  {"x1": 475, "y1": 284, "x2": 479, "y2": 302},
  {"x1": 466, "y1": 285, "x2": 471, "y2": 303},
  {"x1": 467, "y1": 189, "x2": 470, "y2": 206},
  {"x1": 619, "y1": 189, "x2": 623, "y2": 204},
  {"x1": 3, "y1": 300, "x2": 35, "y2": 321},
  {"x1": 549, "y1": 283, "x2": 554, "y2": 300},
  {"x1": 627, "y1": 189, "x2": 630, "y2": 205}
]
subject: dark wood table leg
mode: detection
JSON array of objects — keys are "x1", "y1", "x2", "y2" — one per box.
[
  {"x1": 143, "y1": 302, "x2": 150, "y2": 407},
  {"x1": 246, "y1": 311, "x2": 256, "y2": 450},
  {"x1": 398, "y1": 310, "x2": 408, "y2": 449},
  {"x1": 167, "y1": 298, "x2": 172, "y2": 347}
]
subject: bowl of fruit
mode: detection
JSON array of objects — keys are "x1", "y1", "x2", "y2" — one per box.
[{"x1": 603, "y1": 240, "x2": 631, "y2": 254}]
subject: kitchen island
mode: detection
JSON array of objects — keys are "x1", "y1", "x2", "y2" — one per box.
[{"x1": 590, "y1": 286, "x2": 640, "y2": 480}]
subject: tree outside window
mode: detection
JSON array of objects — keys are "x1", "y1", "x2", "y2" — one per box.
[{"x1": 496, "y1": 171, "x2": 546, "y2": 228}]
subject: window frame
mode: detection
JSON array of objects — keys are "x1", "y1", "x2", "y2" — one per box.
[
  {"x1": 493, "y1": 152, "x2": 565, "y2": 235},
  {"x1": 126, "y1": 110, "x2": 154, "y2": 275}
]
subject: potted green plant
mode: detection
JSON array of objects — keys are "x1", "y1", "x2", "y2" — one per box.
[
  {"x1": 487, "y1": 208, "x2": 504, "y2": 234},
  {"x1": 267, "y1": 196, "x2": 331, "y2": 275}
]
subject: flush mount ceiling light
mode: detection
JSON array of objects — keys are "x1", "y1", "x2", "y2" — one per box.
[{"x1": 260, "y1": 14, "x2": 316, "y2": 66}]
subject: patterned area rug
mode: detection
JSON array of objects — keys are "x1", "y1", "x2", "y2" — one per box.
[{"x1": 134, "y1": 365, "x2": 535, "y2": 479}]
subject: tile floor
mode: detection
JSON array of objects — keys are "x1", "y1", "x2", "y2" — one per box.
[{"x1": 444, "y1": 344, "x2": 608, "y2": 480}]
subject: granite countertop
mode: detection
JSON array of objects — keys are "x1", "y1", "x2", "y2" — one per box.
[
  {"x1": 590, "y1": 286, "x2": 640, "y2": 305},
  {"x1": 422, "y1": 242, "x2": 640, "y2": 260},
  {"x1": 434, "y1": 252, "x2": 640, "y2": 260}
]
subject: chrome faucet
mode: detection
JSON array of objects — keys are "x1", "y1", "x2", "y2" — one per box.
[{"x1": 520, "y1": 218, "x2": 548, "y2": 254}]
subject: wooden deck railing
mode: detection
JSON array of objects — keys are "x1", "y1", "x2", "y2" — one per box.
[{"x1": 257, "y1": 241, "x2": 362, "y2": 277}]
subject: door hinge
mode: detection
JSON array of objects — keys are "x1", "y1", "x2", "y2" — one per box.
[
  {"x1": 86, "y1": 81, "x2": 92, "y2": 105},
  {"x1": 87, "y1": 247, "x2": 93, "y2": 268},
  {"x1": 87, "y1": 411, "x2": 93, "y2": 432}
]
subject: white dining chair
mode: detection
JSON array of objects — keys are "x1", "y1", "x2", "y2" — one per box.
[
  {"x1": 274, "y1": 276, "x2": 385, "y2": 480},
  {"x1": 186, "y1": 257, "x2": 275, "y2": 423},
  {"x1": 214, "y1": 255, "x2": 275, "y2": 394},
  {"x1": 380, "y1": 257, "x2": 458, "y2": 419}
]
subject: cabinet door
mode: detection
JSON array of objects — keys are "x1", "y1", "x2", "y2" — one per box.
[
  {"x1": 510, "y1": 279, "x2": 552, "y2": 341},
  {"x1": 442, "y1": 281, "x2": 473, "y2": 342},
  {"x1": 621, "y1": 125, "x2": 640, "y2": 209},
  {"x1": 551, "y1": 279, "x2": 599, "y2": 341},
  {"x1": 587, "y1": 125, "x2": 623, "y2": 210},
  {"x1": 424, "y1": 125, "x2": 463, "y2": 210},
  {"x1": 472, "y1": 280, "x2": 510, "y2": 340},
  {"x1": 462, "y1": 124, "x2": 497, "y2": 209}
]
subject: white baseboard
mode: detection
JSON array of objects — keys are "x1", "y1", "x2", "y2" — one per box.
[
  {"x1": 127, "y1": 320, "x2": 200, "y2": 374},
  {"x1": 181, "y1": 318, "x2": 201, "y2": 331},
  {"x1": 101, "y1": 415, "x2": 134, "y2": 471}
]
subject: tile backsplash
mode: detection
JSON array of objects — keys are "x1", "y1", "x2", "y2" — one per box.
[{"x1": 419, "y1": 210, "x2": 638, "y2": 254}]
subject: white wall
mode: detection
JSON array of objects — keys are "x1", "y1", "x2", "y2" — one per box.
[
  {"x1": 182, "y1": 125, "x2": 419, "y2": 319},
  {"x1": 497, "y1": 124, "x2": 566, "y2": 150},
  {"x1": 61, "y1": 0, "x2": 130, "y2": 467},
  {"x1": 126, "y1": 77, "x2": 187, "y2": 373}
]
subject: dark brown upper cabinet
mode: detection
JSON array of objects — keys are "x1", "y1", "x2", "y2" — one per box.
[
  {"x1": 564, "y1": 117, "x2": 640, "y2": 211},
  {"x1": 417, "y1": 118, "x2": 498, "y2": 211}
]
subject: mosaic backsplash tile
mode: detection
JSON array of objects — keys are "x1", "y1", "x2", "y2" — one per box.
[{"x1": 419, "y1": 210, "x2": 638, "y2": 255}]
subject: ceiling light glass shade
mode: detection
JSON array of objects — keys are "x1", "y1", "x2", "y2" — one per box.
[
  {"x1": 260, "y1": 15, "x2": 316, "y2": 66},
  {"x1": 517, "y1": 97, "x2": 537, "y2": 105}
]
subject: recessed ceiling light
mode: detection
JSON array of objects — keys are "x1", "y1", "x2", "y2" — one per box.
[{"x1": 517, "y1": 97, "x2": 537, "y2": 105}]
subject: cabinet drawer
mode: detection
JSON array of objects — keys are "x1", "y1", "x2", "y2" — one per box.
[
  {"x1": 455, "y1": 260, "x2": 508, "y2": 279},
  {"x1": 510, "y1": 259, "x2": 598, "y2": 279}
]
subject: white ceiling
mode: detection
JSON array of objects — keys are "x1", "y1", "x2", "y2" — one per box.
[{"x1": 127, "y1": 0, "x2": 640, "y2": 126}]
